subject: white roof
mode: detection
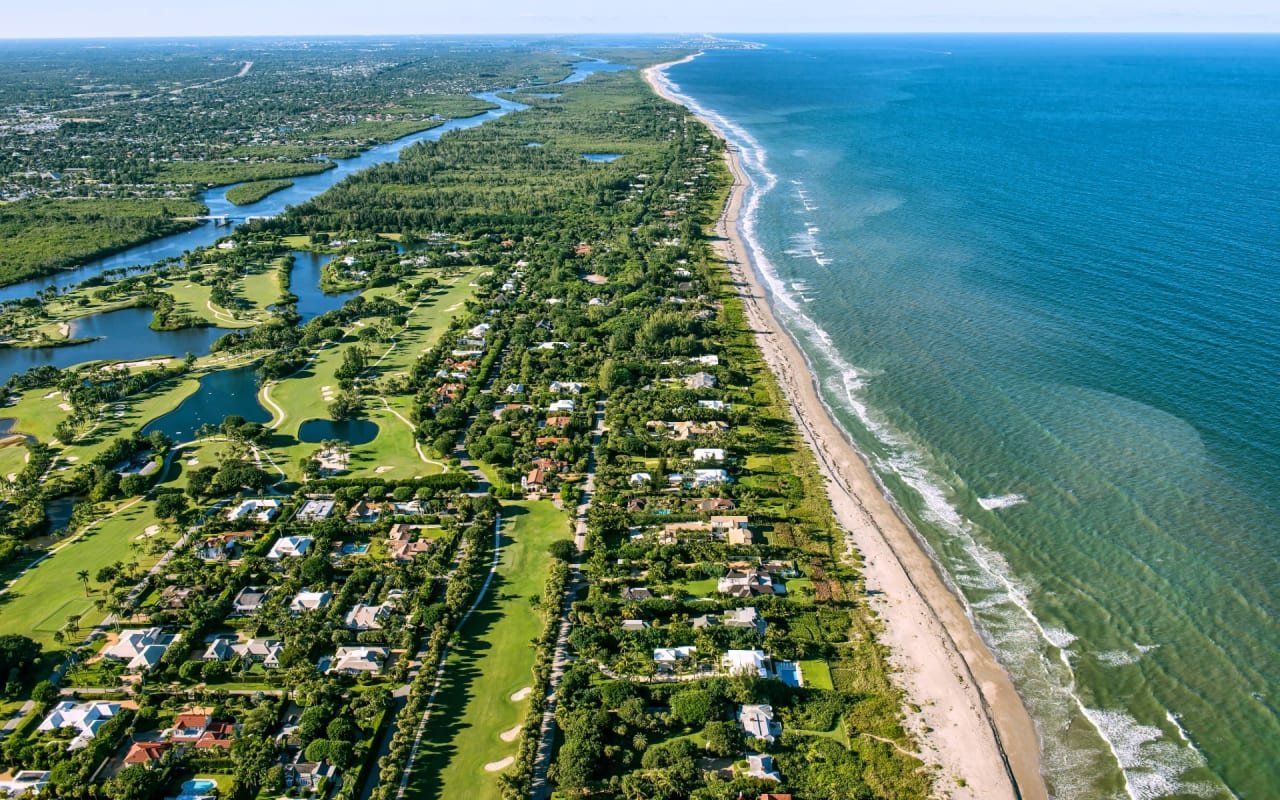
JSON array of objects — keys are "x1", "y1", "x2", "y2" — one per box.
[
  {"x1": 289, "y1": 590, "x2": 332, "y2": 612},
  {"x1": 629, "y1": 472, "x2": 652, "y2": 485},
  {"x1": 692, "y1": 448, "x2": 726, "y2": 462},
  {"x1": 723, "y1": 649, "x2": 769, "y2": 677},
  {"x1": 653, "y1": 646, "x2": 696, "y2": 662},
  {"x1": 38, "y1": 702, "x2": 119, "y2": 750},
  {"x1": 344, "y1": 601, "x2": 393, "y2": 630},
  {"x1": 267, "y1": 535, "x2": 314, "y2": 559}
]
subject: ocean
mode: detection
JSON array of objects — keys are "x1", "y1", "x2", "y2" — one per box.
[{"x1": 662, "y1": 35, "x2": 1279, "y2": 799}]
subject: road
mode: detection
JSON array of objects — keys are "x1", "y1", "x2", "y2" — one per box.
[{"x1": 529, "y1": 395, "x2": 605, "y2": 799}]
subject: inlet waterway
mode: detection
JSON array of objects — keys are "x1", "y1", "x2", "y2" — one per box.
[{"x1": 0, "y1": 58, "x2": 628, "y2": 306}]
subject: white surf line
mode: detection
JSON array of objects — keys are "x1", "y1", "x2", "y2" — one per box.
[{"x1": 396, "y1": 513, "x2": 504, "y2": 799}]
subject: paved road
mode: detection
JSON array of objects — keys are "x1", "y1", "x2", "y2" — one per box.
[{"x1": 529, "y1": 395, "x2": 606, "y2": 799}]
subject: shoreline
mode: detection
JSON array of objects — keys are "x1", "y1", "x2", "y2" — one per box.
[{"x1": 644, "y1": 56, "x2": 1048, "y2": 800}]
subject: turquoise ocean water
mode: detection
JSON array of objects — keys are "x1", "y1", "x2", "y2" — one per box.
[{"x1": 662, "y1": 35, "x2": 1278, "y2": 799}]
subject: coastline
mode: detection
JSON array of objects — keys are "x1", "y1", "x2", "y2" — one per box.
[{"x1": 644, "y1": 56, "x2": 1048, "y2": 800}]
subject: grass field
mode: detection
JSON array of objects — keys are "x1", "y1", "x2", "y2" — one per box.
[
  {"x1": 800, "y1": 658, "x2": 835, "y2": 691},
  {"x1": 0, "y1": 498, "x2": 174, "y2": 650},
  {"x1": 161, "y1": 257, "x2": 287, "y2": 327},
  {"x1": 407, "y1": 500, "x2": 569, "y2": 799}
]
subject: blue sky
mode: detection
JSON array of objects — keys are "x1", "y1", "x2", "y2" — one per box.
[{"x1": 4, "y1": 0, "x2": 1278, "y2": 38}]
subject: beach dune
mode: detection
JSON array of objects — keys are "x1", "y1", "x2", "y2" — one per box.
[{"x1": 644, "y1": 56, "x2": 1047, "y2": 800}]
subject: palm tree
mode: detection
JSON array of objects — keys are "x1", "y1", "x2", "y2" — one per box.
[{"x1": 77, "y1": 569, "x2": 91, "y2": 596}]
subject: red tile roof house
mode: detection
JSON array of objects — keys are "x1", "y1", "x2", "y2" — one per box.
[{"x1": 123, "y1": 741, "x2": 171, "y2": 766}]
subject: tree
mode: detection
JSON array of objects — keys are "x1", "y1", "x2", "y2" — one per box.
[
  {"x1": 669, "y1": 688, "x2": 717, "y2": 728},
  {"x1": 548, "y1": 539, "x2": 576, "y2": 562},
  {"x1": 154, "y1": 492, "x2": 188, "y2": 521},
  {"x1": 76, "y1": 570, "x2": 91, "y2": 596},
  {"x1": 32, "y1": 680, "x2": 59, "y2": 707},
  {"x1": 702, "y1": 720, "x2": 744, "y2": 757}
]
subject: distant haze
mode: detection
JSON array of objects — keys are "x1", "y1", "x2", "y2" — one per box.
[{"x1": 3, "y1": 0, "x2": 1279, "y2": 38}]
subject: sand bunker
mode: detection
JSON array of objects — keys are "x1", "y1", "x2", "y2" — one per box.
[
  {"x1": 483, "y1": 756, "x2": 514, "y2": 772},
  {"x1": 43, "y1": 391, "x2": 60, "y2": 400},
  {"x1": 58, "y1": 403, "x2": 72, "y2": 411},
  {"x1": 375, "y1": 466, "x2": 393, "y2": 474},
  {"x1": 499, "y1": 724, "x2": 522, "y2": 742},
  {"x1": 136, "y1": 525, "x2": 161, "y2": 540},
  {"x1": 509, "y1": 687, "x2": 532, "y2": 702}
]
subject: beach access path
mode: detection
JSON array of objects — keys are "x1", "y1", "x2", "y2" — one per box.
[{"x1": 644, "y1": 56, "x2": 1048, "y2": 800}]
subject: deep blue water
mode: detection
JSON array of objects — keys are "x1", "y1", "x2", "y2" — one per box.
[
  {"x1": 665, "y1": 35, "x2": 1279, "y2": 800},
  {"x1": 297, "y1": 417, "x2": 379, "y2": 445},
  {"x1": 142, "y1": 366, "x2": 269, "y2": 442}
]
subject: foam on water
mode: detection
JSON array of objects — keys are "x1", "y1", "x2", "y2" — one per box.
[{"x1": 978, "y1": 493, "x2": 1028, "y2": 510}]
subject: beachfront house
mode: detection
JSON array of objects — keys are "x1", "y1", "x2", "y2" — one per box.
[
  {"x1": 737, "y1": 704, "x2": 782, "y2": 743},
  {"x1": 723, "y1": 649, "x2": 770, "y2": 678}
]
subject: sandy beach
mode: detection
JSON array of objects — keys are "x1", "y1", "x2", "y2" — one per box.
[{"x1": 645, "y1": 56, "x2": 1048, "y2": 800}]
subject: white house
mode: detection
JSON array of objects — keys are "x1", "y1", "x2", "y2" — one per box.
[
  {"x1": 295, "y1": 499, "x2": 335, "y2": 522},
  {"x1": 102, "y1": 628, "x2": 179, "y2": 671},
  {"x1": 289, "y1": 590, "x2": 333, "y2": 613},
  {"x1": 326, "y1": 646, "x2": 390, "y2": 675},
  {"x1": 549, "y1": 381, "x2": 585, "y2": 394},
  {"x1": 723, "y1": 649, "x2": 769, "y2": 678},
  {"x1": 653, "y1": 646, "x2": 696, "y2": 664},
  {"x1": 697, "y1": 399, "x2": 729, "y2": 411},
  {"x1": 548, "y1": 399, "x2": 576, "y2": 413},
  {"x1": 344, "y1": 597, "x2": 398, "y2": 631},
  {"x1": 737, "y1": 704, "x2": 782, "y2": 743},
  {"x1": 267, "y1": 535, "x2": 314, "y2": 560},
  {"x1": 692, "y1": 448, "x2": 726, "y2": 463},
  {"x1": 628, "y1": 472, "x2": 652, "y2": 486},
  {"x1": 692, "y1": 469, "x2": 732, "y2": 486},
  {"x1": 226, "y1": 498, "x2": 281, "y2": 523},
  {"x1": 233, "y1": 638, "x2": 284, "y2": 669},
  {"x1": 38, "y1": 702, "x2": 119, "y2": 750},
  {"x1": 745, "y1": 753, "x2": 782, "y2": 782},
  {"x1": 0, "y1": 771, "x2": 49, "y2": 797}
]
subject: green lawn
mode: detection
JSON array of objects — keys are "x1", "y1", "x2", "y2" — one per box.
[
  {"x1": 799, "y1": 658, "x2": 835, "y2": 691},
  {"x1": 0, "y1": 498, "x2": 175, "y2": 650},
  {"x1": 160, "y1": 257, "x2": 286, "y2": 328},
  {"x1": 407, "y1": 500, "x2": 569, "y2": 800}
]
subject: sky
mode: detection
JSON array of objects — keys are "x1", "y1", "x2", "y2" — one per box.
[{"x1": 3, "y1": 0, "x2": 1278, "y2": 38}]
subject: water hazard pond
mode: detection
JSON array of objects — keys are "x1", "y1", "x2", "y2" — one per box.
[
  {"x1": 142, "y1": 366, "x2": 270, "y2": 442},
  {"x1": 297, "y1": 418, "x2": 379, "y2": 445}
]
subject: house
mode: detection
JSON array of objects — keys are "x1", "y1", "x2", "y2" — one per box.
[
  {"x1": 195, "y1": 531, "x2": 255, "y2": 561},
  {"x1": 289, "y1": 590, "x2": 333, "y2": 613},
  {"x1": 542, "y1": 416, "x2": 571, "y2": 429},
  {"x1": 158, "y1": 585, "x2": 197, "y2": 609},
  {"x1": 692, "y1": 448, "x2": 726, "y2": 463},
  {"x1": 326, "y1": 646, "x2": 389, "y2": 675},
  {"x1": 549, "y1": 381, "x2": 585, "y2": 394},
  {"x1": 123, "y1": 741, "x2": 171, "y2": 766},
  {"x1": 37, "y1": 702, "x2": 119, "y2": 750},
  {"x1": 284, "y1": 755, "x2": 338, "y2": 789},
  {"x1": 548, "y1": 399, "x2": 576, "y2": 413},
  {"x1": 691, "y1": 497, "x2": 737, "y2": 513},
  {"x1": 758, "y1": 795, "x2": 794, "y2": 800},
  {"x1": 231, "y1": 585, "x2": 270, "y2": 616},
  {"x1": 711, "y1": 516, "x2": 750, "y2": 535},
  {"x1": 690, "y1": 355, "x2": 720, "y2": 366},
  {"x1": 737, "y1": 704, "x2": 781, "y2": 742},
  {"x1": 697, "y1": 399, "x2": 729, "y2": 411},
  {"x1": 659, "y1": 521, "x2": 713, "y2": 545},
  {"x1": 202, "y1": 637, "x2": 237, "y2": 662},
  {"x1": 620, "y1": 619, "x2": 650, "y2": 632},
  {"x1": 628, "y1": 472, "x2": 652, "y2": 486},
  {"x1": 346, "y1": 500, "x2": 390, "y2": 524},
  {"x1": 531, "y1": 457, "x2": 568, "y2": 473},
  {"x1": 522, "y1": 468, "x2": 546, "y2": 492},
  {"x1": 387, "y1": 536, "x2": 434, "y2": 563},
  {"x1": 746, "y1": 753, "x2": 782, "y2": 782},
  {"x1": 621, "y1": 587, "x2": 653, "y2": 602},
  {"x1": 536, "y1": 436, "x2": 569, "y2": 447},
  {"x1": 723, "y1": 607, "x2": 767, "y2": 635},
  {"x1": 0, "y1": 772, "x2": 50, "y2": 797},
  {"x1": 724, "y1": 650, "x2": 770, "y2": 679},
  {"x1": 226, "y1": 498, "x2": 281, "y2": 523},
  {"x1": 718, "y1": 569, "x2": 782, "y2": 598},
  {"x1": 690, "y1": 614, "x2": 720, "y2": 629},
  {"x1": 684, "y1": 372, "x2": 717, "y2": 390},
  {"x1": 345, "y1": 597, "x2": 398, "y2": 631},
  {"x1": 295, "y1": 499, "x2": 336, "y2": 522},
  {"x1": 233, "y1": 638, "x2": 284, "y2": 669},
  {"x1": 267, "y1": 536, "x2": 314, "y2": 560},
  {"x1": 692, "y1": 469, "x2": 732, "y2": 487},
  {"x1": 653, "y1": 646, "x2": 696, "y2": 664},
  {"x1": 504, "y1": 383, "x2": 526, "y2": 395},
  {"x1": 102, "y1": 628, "x2": 179, "y2": 671},
  {"x1": 166, "y1": 713, "x2": 212, "y2": 743}
]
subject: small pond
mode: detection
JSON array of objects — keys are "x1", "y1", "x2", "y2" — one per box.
[
  {"x1": 297, "y1": 417, "x2": 380, "y2": 445},
  {"x1": 583, "y1": 153, "x2": 622, "y2": 163},
  {"x1": 142, "y1": 366, "x2": 270, "y2": 442}
]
